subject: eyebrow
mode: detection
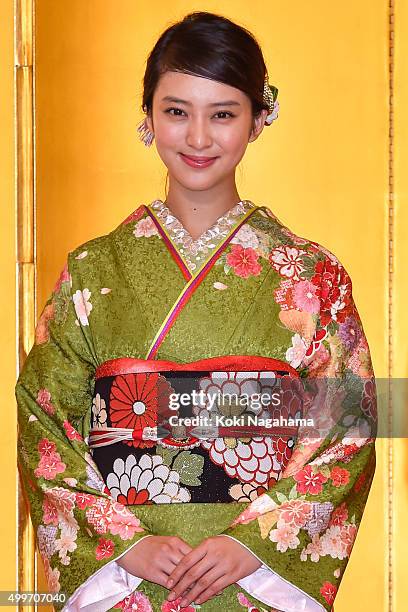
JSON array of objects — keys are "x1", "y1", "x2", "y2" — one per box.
[{"x1": 161, "y1": 96, "x2": 241, "y2": 107}]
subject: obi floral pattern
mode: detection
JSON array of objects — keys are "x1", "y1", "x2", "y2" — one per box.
[
  {"x1": 90, "y1": 367, "x2": 297, "y2": 505},
  {"x1": 16, "y1": 199, "x2": 376, "y2": 611}
]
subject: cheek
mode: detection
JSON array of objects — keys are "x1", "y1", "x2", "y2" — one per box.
[
  {"x1": 220, "y1": 130, "x2": 249, "y2": 162},
  {"x1": 154, "y1": 123, "x2": 183, "y2": 148}
]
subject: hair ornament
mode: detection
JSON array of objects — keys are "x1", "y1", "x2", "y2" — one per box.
[
  {"x1": 137, "y1": 117, "x2": 155, "y2": 147},
  {"x1": 263, "y1": 77, "x2": 279, "y2": 126}
]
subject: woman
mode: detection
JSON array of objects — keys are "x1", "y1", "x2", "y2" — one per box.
[{"x1": 16, "y1": 11, "x2": 377, "y2": 612}]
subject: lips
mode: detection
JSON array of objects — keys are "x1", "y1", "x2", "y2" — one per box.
[
  {"x1": 179, "y1": 153, "x2": 218, "y2": 169},
  {"x1": 181, "y1": 154, "x2": 217, "y2": 162}
]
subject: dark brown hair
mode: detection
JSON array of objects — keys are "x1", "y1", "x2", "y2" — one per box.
[{"x1": 142, "y1": 11, "x2": 269, "y2": 119}]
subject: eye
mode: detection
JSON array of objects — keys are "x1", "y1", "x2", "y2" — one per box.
[
  {"x1": 214, "y1": 111, "x2": 235, "y2": 119},
  {"x1": 164, "y1": 107, "x2": 186, "y2": 117}
]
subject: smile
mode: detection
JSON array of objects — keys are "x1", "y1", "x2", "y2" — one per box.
[{"x1": 179, "y1": 153, "x2": 218, "y2": 169}]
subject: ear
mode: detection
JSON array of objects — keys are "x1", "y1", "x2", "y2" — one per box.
[
  {"x1": 248, "y1": 109, "x2": 269, "y2": 143},
  {"x1": 145, "y1": 114, "x2": 154, "y2": 133}
]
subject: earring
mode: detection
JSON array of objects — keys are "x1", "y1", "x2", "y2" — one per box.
[{"x1": 137, "y1": 117, "x2": 154, "y2": 147}]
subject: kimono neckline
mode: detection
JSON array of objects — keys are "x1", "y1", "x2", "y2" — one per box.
[{"x1": 146, "y1": 198, "x2": 257, "y2": 274}]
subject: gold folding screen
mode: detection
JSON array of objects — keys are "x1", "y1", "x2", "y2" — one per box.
[{"x1": 14, "y1": 1, "x2": 407, "y2": 610}]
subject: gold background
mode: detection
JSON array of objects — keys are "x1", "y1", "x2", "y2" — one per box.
[{"x1": 1, "y1": 0, "x2": 407, "y2": 610}]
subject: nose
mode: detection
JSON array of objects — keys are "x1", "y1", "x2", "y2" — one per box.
[{"x1": 185, "y1": 115, "x2": 213, "y2": 150}]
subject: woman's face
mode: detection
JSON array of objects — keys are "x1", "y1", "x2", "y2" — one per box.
[{"x1": 145, "y1": 71, "x2": 268, "y2": 192}]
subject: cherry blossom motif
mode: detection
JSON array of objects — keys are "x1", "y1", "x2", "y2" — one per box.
[
  {"x1": 285, "y1": 333, "x2": 308, "y2": 368},
  {"x1": 292, "y1": 280, "x2": 320, "y2": 314},
  {"x1": 161, "y1": 596, "x2": 196, "y2": 612},
  {"x1": 319, "y1": 523, "x2": 357, "y2": 560},
  {"x1": 115, "y1": 590, "x2": 153, "y2": 612},
  {"x1": 110, "y1": 372, "x2": 173, "y2": 448},
  {"x1": 293, "y1": 465, "x2": 328, "y2": 495},
  {"x1": 72, "y1": 288, "x2": 92, "y2": 325},
  {"x1": 86, "y1": 498, "x2": 114, "y2": 534},
  {"x1": 92, "y1": 393, "x2": 108, "y2": 429},
  {"x1": 35, "y1": 303, "x2": 55, "y2": 345},
  {"x1": 330, "y1": 466, "x2": 350, "y2": 487},
  {"x1": 320, "y1": 581, "x2": 337, "y2": 606},
  {"x1": 75, "y1": 492, "x2": 96, "y2": 509},
  {"x1": 36, "y1": 388, "x2": 55, "y2": 415},
  {"x1": 133, "y1": 217, "x2": 159, "y2": 238},
  {"x1": 40, "y1": 450, "x2": 65, "y2": 473},
  {"x1": 38, "y1": 438, "x2": 57, "y2": 457},
  {"x1": 226, "y1": 244, "x2": 262, "y2": 278},
  {"x1": 44, "y1": 487, "x2": 76, "y2": 517},
  {"x1": 63, "y1": 420, "x2": 83, "y2": 441},
  {"x1": 300, "y1": 534, "x2": 323, "y2": 562},
  {"x1": 269, "y1": 246, "x2": 306, "y2": 281},
  {"x1": 278, "y1": 500, "x2": 312, "y2": 529},
  {"x1": 35, "y1": 451, "x2": 66, "y2": 480},
  {"x1": 269, "y1": 518, "x2": 300, "y2": 552},
  {"x1": 106, "y1": 454, "x2": 191, "y2": 505},
  {"x1": 109, "y1": 509, "x2": 144, "y2": 540},
  {"x1": 95, "y1": 537, "x2": 115, "y2": 560},
  {"x1": 230, "y1": 224, "x2": 260, "y2": 249},
  {"x1": 54, "y1": 523, "x2": 78, "y2": 560}
]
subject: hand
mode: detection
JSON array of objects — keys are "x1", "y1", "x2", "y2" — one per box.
[
  {"x1": 165, "y1": 535, "x2": 262, "y2": 607},
  {"x1": 116, "y1": 535, "x2": 193, "y2": 588}
]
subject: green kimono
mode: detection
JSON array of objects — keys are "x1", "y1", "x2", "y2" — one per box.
[{"x1": 16, "y1": 199, "x2": 377, "y2": 612}]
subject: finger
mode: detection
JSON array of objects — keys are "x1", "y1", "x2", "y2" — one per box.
[
  {"x1": 166, "y1": 557, "x2": 215, "y2": 602},
  {"x1": 177, "y1": 539, "x2": 193, "y2": 555},
  {"x1": 194, "y1": 575, "x2": 233, "y2": 605},
  {"x1": 165, "y1": 550, "x2": 187, "y2": 567},
  {"x1": 153, "y1": 570, "x2": 178, "y2": 589},
  {"x1": 166, "y1": 545, "x2": 207, "y2": 589},
  {"x1": 178, "y1": 567, "x2": 226, "y2": 608}
]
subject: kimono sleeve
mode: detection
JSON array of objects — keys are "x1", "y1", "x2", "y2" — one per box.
[
  {"x1": 219, "y1": 255, "x2": 377, "y2": 612},
  {"x1": 15, "y1": 254, "x2": 154, "y2": 612}
]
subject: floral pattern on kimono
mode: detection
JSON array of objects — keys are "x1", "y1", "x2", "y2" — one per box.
[{"x1": 16, "y1": 199, "x2": 377, "y2": 612}]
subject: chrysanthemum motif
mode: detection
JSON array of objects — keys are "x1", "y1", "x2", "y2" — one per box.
[
  {"x1": 196, "y1": 371, "x2": 298, "y2": 486},
  {"x1": 201, "y1": 436, "x2": 284, "y2": 486},
  {"x1": 106, "y1": 454, "x2": 191, "y2": 504},
  {"x1": 109, "y1": 372, "x2": 173, "y2": 448}
]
